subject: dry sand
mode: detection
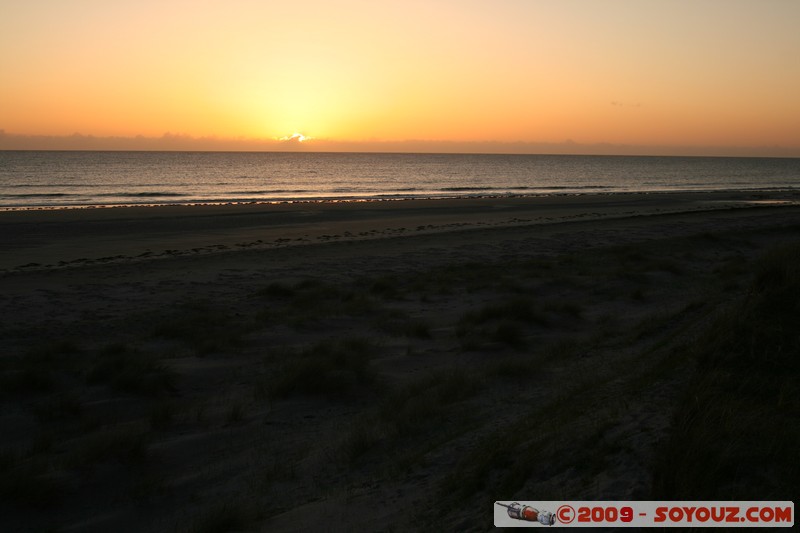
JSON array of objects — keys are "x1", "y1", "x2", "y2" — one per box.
[{"x1": 1, "y1": 191, "x2": 799, "y2": 531}]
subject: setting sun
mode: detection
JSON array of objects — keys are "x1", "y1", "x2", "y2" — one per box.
[{"x1": 279, "y1": 133, "x2": 311, "y2": 143}]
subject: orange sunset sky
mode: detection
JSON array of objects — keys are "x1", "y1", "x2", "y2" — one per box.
[{"x1": 1, "y1": 0, "x2": 799, "y2": 156}]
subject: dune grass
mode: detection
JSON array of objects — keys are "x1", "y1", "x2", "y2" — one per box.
[
  {"x1": 0, "y1": 340, "x2": 83, "y2": 396},
  {"x1": 154, "y1": 299, "x2": 251, "y2": 355},
  {"x1": 342, "y1": 369, "x2": 480, "y2": 465},
  {"x1": 457, "y1": 297, "x2": 550, "y2": 351},
  {"x1": 189, "y1": 501, "x2": 257, "y2": 533},
  {"x1": 267, "y1": 338, "x2": 378, "y2": 400},
  {"x1": 87, "y1": 343, "x2": 175, "y2": 396},
  {"x1": 0, "y1": 460, "x2": 68, "y2": 509},
  {"x1": 652, "y1": 243, "x2": 800, "y2": 499},
  {"x1": 0, "y1": 336, "x2": 175, "y2": 518},
  {"x1": 257, "y1": 279, "x2": 379, "y2": 327}
]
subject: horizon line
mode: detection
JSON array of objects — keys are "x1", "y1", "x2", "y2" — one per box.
[{"x1": 1, "y1": 130, "x2": 799, "y2": 159}]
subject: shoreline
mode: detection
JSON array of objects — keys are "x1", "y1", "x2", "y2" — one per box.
[
  {"x1": 2, "y1": 186, "x2": 799, "y2": 212},
  {"x1": 1, "y1": 189, "x2": 799, "y2": 273}
]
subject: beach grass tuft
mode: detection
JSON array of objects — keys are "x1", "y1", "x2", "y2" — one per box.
[
  {"x1": 269, "y1": 338, "x2": 378, "y2": 400},
  {"x1": 154, "y1": 300, "x2": 250, "y2": 355},
  {"x1": 1, "y1": 340, "x2": 83, "y2": 396},
  {"x1": 87, "y1": 343, "x2": 175, "y2": 396},
  {"x1": 66, "y1": 423, "x2": 151, "y2": 468},
  {"x1": 190, "y1": 501, "x2": 255, "y2": 533},
  {"x1": 0, "y1": 463, "x2": 69, "y2": 509},
  {"x1": 343, "y1": 369, "x2": 479, "y2": 463},
  {"x1": 457, "y1": 297, "x2": 548, "y2": 350}
]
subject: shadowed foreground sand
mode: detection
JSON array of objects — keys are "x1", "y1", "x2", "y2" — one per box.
[{"x1": 1, "y1": 192, "x2": 798, "y2": 531}]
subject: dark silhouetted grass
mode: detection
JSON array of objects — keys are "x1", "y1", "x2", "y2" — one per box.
[
  {"x1": 0, "y1": 340, "x2": 83, "y2": 396},
  {"x1": 259, "y1": 279, "x2": 380, "y2": 326},
  {"x1": 0, "y1": 463, "x2": 68, "y2": 509},
  {"x1": 154, "y1": 300, "x2": 250, "y2": 355},
  {"x1": 652, "y1": 244, "x2": 800, "y2": 499},
  {"x1": 190, "y1": 501, "x2": 255, "y2": 533},
  {"x1": 87, "y1": 343, "x2": 175, "y2": 396},
  {"x1": 257, "y1": 281, "x2": 297, "y2": 299},
  {"x1": 66, "y1": 424, "x2": 151, "y2": 468},
  {"x1": 343, "y1": 370, "x2": 479, "y2": 463},
  {"x1": 269, "y1": 338, "x2": 377, "y2": 400},
  {"x1": 457, "y1": 298, "x2": 548, "y2": 350}
]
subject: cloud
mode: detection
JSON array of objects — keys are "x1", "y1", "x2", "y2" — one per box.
[
  {"x1": 1, "y1": 130, "x2": 798, "y2": 157},
  {"x1": 278, "y1": 133, "x2": 312, "y2": 143},
  {"x1": 0, "y1": 131, "x2": 301, "y2": 151}
]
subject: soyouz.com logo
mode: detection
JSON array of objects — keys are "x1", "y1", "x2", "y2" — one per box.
[{"x1": 493, "y1": 501, "x2": 794, "y2": 527}]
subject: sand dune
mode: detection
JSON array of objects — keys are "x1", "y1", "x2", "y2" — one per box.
[{"x1": 1, "y1": 191, "x2": 798, "y2": 531}]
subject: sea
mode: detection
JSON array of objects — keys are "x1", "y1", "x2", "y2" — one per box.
[{"x1": 1, "y1": 151, "x2": 799, "y2": 209}]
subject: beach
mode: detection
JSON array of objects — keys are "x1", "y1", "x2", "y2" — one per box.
[
  {"x1": 1, "y1": 191, "x2": 799, "y2": 531},
  {"x1": 2, "y1": 190, "x2": 797, "y2": 272}
]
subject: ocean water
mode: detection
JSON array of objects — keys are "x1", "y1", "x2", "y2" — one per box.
[{"x1": 1, "y1": 151, "x2": 799, "y2": 209}]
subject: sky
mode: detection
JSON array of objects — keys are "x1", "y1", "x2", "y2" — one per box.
[{"x1": 1, "y1": 0, "x2": 799, "y2": 156}]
